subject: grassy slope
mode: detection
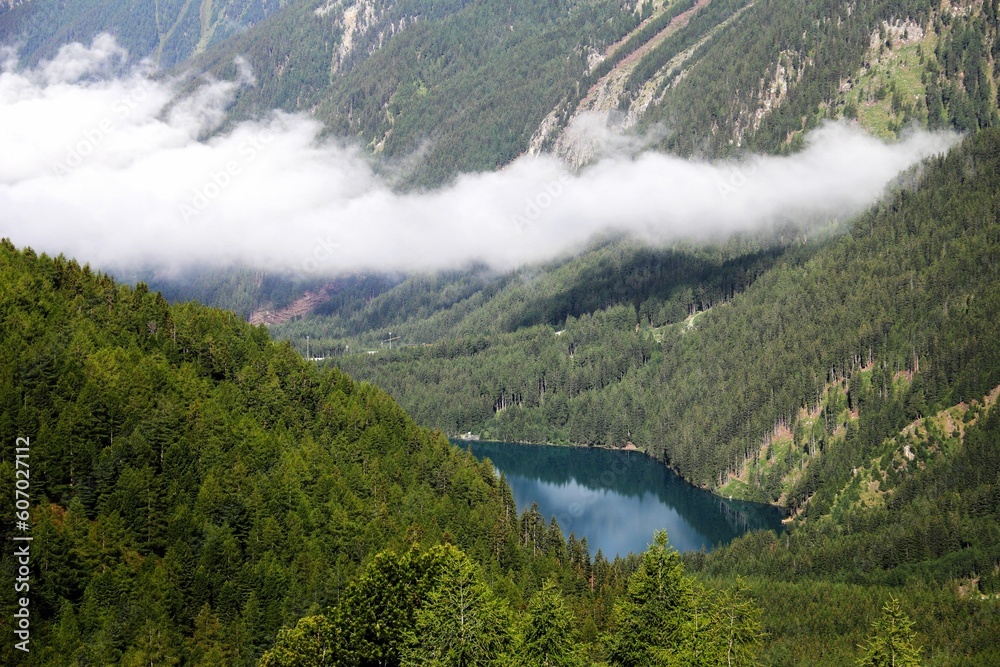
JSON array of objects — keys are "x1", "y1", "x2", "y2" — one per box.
[{"x1": 693, "y1": 387, "x2": 1000, "y2": 665}]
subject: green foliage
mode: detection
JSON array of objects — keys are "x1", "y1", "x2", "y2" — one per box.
[
  {"x1": 605, "y1": 531, "x2": 690, "y2": 665},
  {"x1": 692, "y1": 577, "x2": 1000, "y2": 665},
  {"x1": 402, "y1": 544, "x2": 512, "y2": 666},
  {"x1": 253, "y1": 537, "x2": 765, "y2": 667},
  {"x1": 857, "y1": 597, "x2": 922, "y2": 667},
  {"x1": 604, "y1": 531, "x2": 766, "y2": 666},
  {"x1": 0, "y1": 0, "x2": 275, "y2": 68},
  {"x1": 0, "y1": 243, "x2": 519, "y2": 665},
  {"x1": 285, "y1": 237, "x2": 784, "y2": 447},
  {"x1": 258, "y1": 615, "x2": 342, "y2": 667},
  {"x1": 690, "y1": 388, "x2": 1000, "y2": 592},
  {"x1": 336, "y1": 544, "x2": 448, "y2": 665},
  {"x1": 637, "y1": 0, "x2": 936, "y2": 154},
  {"x1": 682, "y1": 578, "x2": 764, "y2": 666},
  {"x1": 513, "y1": 579, "x2": 586, "y2": 667},
  {"x1": 927, "y1": 12, "x2": 1000, "y2": 132},
  {"x1": 684, "y1": 385, "x2": 1000, "y2": 664},
  {"x1": 259, "y1": 544, "x2": 518, "y2": 667}
]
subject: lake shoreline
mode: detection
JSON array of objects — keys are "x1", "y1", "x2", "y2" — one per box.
[
  {"x1": 465, "y1": 440, "x2": 787, "y2": 556},
  {"x1": 452, "y1": 436, "x2": 786, "y2": 513}
]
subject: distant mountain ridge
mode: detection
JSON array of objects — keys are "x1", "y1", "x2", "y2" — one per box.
[
  {"x1": 0, "y1": 0, "x2": 281, "y2": 68},
  {"x1": 5, "y1": 0, "x2": 996, "y2": 184},
  {"x1": 3, "y1": 2, "x2": 1000, "y2": 663}
]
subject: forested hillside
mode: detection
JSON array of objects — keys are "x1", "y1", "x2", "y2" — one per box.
[
  {"x1": 298, "y1": 129, "x2": 1000, "y2": 510},
  {"x1": 194, "y1": 0, "x2": 657, "y2": 186},
  {"x1": 1, "y1": 218, "x2": 997, "y2": 664},
  {"x1": 5, "y1": 0, "x2": 999, "y2": 663},
  {"x1": 0, "y1": 0, "x2": 279, "y2": 68},
  {"x1": 5, "y1": 0, "x2": 999, "y2": 183},
  {"x1": 0, "y1": 242, "x2": 784, "y2": 665},
  {"x1": 270, "y1": 128, "x2": 1000, "y2": 664},
  {"x1": 688, "y1": 384, "x2": 1000, "y2": 664},
  {"x1": 0, "y1": 240, "x2": 512, "y2": 663},
  {"x1": 203, "y1": 0, "x2": 1000, "y2": 179}
]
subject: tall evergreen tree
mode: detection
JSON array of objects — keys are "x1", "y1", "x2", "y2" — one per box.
[
  {"x1": 258, "y1": 615, "x2": 342, "y2": 667},
  {"x1": 682, "y1": 578, "x2": 764, "y2": 666},
  {"x1": 857, "y1": 597, "x2": 922, "y2": 667},
  {"x1": 606, "y1": 531, "x2": 693, "y2": 666},
  {"x1": 402, "y1": 545, "x2": 512, "y2": 666},
  {"x1": 514, "y1": 579, "x2": 585, "y2": 667}
]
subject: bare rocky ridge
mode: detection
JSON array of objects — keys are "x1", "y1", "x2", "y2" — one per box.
[
  {"x1": 529, "y1": 0, "x2": 713, "y2": 166},
  {"x1": 249, "y1": 281, "x2": 340, "y2": 325}
]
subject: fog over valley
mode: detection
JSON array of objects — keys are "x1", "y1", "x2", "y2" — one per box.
[
  {"x1": 1, "y1": 35, "x2": 959, "y2": 276},
  {"x1": 3, "y1": 0, "x2": 1000, "y2": 662}
]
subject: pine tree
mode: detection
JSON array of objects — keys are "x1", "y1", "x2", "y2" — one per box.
[
  {"x1": 186, "y1": 604, "x2": 234, "y2": 666},
  {"x1": 258, "y1": 615, "x2": 342, "y2": 667},
  {"x1": 339, "y1": 545, "x2": 448, "y2": 665},
  {"x1": 605, "y1": 531, "x2": 693, "y2": 666},
  {"x1": 857, "y1": 597, "x2": 922, "y2": 667},
  {"x1": 514, "y1": 579, "x2": 585, "y2": 667},
  {"x1": 402, "y1": 545, "x2": 512, "y2": 666},
  {"x1": 682, "y1": 578, "x2": 764, "y2": 666}
]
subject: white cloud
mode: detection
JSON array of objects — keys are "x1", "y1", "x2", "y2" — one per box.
[
  {"x1": 36, "y1": 33, "x2": 128, "y2": 85},
  {"x1": 0, "y1": 35, "x2": 960, "y2": 277}
]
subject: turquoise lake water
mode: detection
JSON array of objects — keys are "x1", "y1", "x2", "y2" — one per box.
[{"x1": 467, "y1": 441, "x2": 785, "y2": 558}]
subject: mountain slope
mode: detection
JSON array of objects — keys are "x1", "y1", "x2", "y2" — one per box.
[
  {"x1": 690, "y1": 385, "x2": 1000, "y2": 664},
  {"x1": 0, "y1": 240, "x2": 790, "y2": 666},
  {"x1": 193, "y1": 0, "x2": 656, "y2": 186},
  {"x1": 5, "y1": 0, "x2": 997, "y2": 184},
  {"x1": 0, "y1": 0, "x2": 281, "y2": 68},
  {"x1": 299, "y1": 129, "x2": 1000, "y2": 512},
  {"x1": 0, "y1": 242, "x2": 522, "y2": 664}
]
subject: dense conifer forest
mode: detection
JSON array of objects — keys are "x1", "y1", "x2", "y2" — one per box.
[
  {"x1": 3, "y1": 0, "x2": 1000, "y2": 663},
  {"x1": 0, "y1": 242, "x2": 777, "y2": 664},
  {"x1": 300, "y1": 130, "x2": 1000, "y2": 501},
  {"x1": 3, "y1": 132, "x2": 1000, "y2": 665}
]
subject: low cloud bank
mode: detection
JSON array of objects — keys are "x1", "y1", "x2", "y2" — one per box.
[{"x1": 0, "y1": 35, "x2": 960, "y2": 276}]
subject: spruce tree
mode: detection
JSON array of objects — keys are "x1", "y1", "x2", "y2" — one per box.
[
  {"x1": 606, "y1": 531, "x2": 693, "y2": 666},
  {"x1": 857, "y1": 597, "x2": 922, "y2": 667},
  {"x1": 402, "y1": 545, "x2": 512, "y2": 666},
  {"x1": 515, "y1": 579, "x2": 585, "y2": 667}
]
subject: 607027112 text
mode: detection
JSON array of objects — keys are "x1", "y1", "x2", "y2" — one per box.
[{"x1": 12, "y1": 436, "x2": 32, "y2": 654}]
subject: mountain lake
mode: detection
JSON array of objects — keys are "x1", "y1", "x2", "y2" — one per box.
[{"x1": 466, "y1": 441, "x2": 785, "y2": 558}]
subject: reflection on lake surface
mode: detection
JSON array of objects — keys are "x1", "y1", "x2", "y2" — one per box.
[{"x1": 467, "y1": 441, "x2": 785, "y2": 558}]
